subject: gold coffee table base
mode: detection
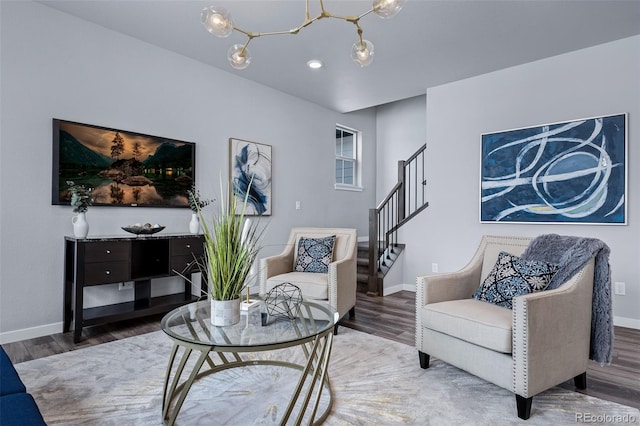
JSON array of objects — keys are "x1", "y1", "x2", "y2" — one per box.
[{"x1": 162, "y1": 329, "x2": 334, "y2": 425}]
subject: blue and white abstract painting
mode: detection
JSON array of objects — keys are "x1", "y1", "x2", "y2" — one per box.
[
  {"x1": 230, "y1": 138, "x2": 272, "y2": 216},
  {"x1": 480, "y1": 113, "x2": 626, "y2": 224}
]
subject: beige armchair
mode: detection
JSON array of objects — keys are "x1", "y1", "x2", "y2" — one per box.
[
  {"x1": 259, "y1": 227, "x2": 357, "y2": 334},
  {"x1": 416, "y1": 235, "x2": 595, "y2": 420}
]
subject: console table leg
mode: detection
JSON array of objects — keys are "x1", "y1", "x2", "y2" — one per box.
[
  {"x1": 73, "y1": 273, "x2": 84, "y2": 343},
  {"x1": 73, "y1": 326, "x2": 82, "y2": 343},
  {"x1": 63, "y1": 281, "x2": 73, "y2": 333}
]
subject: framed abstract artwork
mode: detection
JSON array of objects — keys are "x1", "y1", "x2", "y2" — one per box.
[
  {"x1": 480, "y1": 113, "x2": 627, "y2": 224},
  {"x1": 229, "y1": 138, "x2": 272, "y2": 216}
]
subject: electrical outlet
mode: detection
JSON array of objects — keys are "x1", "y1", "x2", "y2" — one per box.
[
  {"x1": 614, "y1": 282, "x2": 626, "y2": 296},
  {"x1": 295, "y1": 201, "x2": 301, "y2": 210},
  {"x1": 431, "y1": 263, "x2": 439, "y2": 273},
  {"x1": 118, "y1": 282, "x2": 133, "y2": 291}
]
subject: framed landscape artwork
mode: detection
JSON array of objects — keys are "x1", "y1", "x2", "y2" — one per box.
[
  {"x1": 52, "y1": 119, "x2": 195, "y2": 208},
  {"x1": 480, "y1": 113, "x2": 627, "y2": 224},
  {"x1": 229, "y1": 138, "x2": 272, "y2": 216}
]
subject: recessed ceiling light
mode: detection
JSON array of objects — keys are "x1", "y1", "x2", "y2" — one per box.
[{"x1": 307, "y1": 59, "x2": 323, "y2": 69}]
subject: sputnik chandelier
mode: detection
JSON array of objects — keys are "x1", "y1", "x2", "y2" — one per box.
[{"x1": 201, "y1": 0, "x2": 406, "y2": 70}]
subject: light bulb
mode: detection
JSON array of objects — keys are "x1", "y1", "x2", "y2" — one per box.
[
  {"x1": 228, "y1": 44, "x2": 251, "y2": 70},
  {"x1": 201, "y1": 6, "x2": 233, "y2": 37},
  {"x1": 373, "y1": 0, "x2": 406, "y2": 18},
  {"x1": 351, "y1": 40, "x2": 374, "y2": 67}
]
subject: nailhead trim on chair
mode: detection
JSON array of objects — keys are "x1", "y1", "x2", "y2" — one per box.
[
  {"x1": 415, "y1": 276, "x2": 425, "y2": 349},
  {"x1": 512, "y1": 298, "x2": 529, "y2": 397},
  {"x1": 328, "y1": 263, "x2": 338, "y2": 313}
]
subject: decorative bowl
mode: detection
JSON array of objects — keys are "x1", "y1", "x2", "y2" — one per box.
[{"x1": 121, "y1": 224, "x2": 165, "y2": 235}]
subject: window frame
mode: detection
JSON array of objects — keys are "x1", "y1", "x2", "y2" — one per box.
[{"x1": 334, "y1": 124, "x2": 363, "y2": 191}]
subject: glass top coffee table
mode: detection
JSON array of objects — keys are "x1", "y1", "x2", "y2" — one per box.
[{"x1": 161, "y1": 299, "x2": 338, "y2": 425}]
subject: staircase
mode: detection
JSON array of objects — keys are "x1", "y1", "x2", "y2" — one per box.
[
  {"x1": 357, "y1": 242, "x2": 370, "y2": 293},
  {"x1": 357, "y1": 242, "x2": 405, "y2": 294},
  {"x1": 366, "y1": 144, "x2": 428, "y2": 296}
]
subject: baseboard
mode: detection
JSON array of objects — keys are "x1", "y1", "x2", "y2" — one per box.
[
  {"x1": 383, "y1": 283, "x2": 416, "y2": 295},
  {"x1": 614, "y1": 316, "x2": 640, "y2": 330},
  {"x1": 0, "y1": 322, "x2": 63, "y2": 345},
  {"x1": 357, "y1": 236, "x2": 368, "y2": 243}
]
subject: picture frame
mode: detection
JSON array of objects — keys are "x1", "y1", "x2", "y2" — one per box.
[
  {"x1": 52, "y1": 119, "x2": 195, "y2": 208},
  {"x1": 480, "y1": 113, "x2": 627, "y2": 224},
  {"x1": 229, "y1": 138, "x2": 272, "y2": 216}
]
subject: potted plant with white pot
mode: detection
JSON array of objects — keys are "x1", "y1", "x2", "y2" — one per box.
[
  {"x1": 67, "y1": 180, "x2": 93, "y2": 238},
  {"x1": 194, "y1": 179, "x2": 266, "y2": 326}
]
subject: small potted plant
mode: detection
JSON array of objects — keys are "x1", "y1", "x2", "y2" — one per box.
[
  {"x1": 67, "y1": 181, "x2": 93, "y2": 238},
  {"x1": 187, "y1": 186, "x2": 213, "y2": 234},
  {"x1": 195, "y1": 179, "x2": 266, "y2": 326}
]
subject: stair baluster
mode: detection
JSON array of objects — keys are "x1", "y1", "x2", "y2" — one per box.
[{"x1": 367, "y1": 144, "x2": 428, "y2": 296}]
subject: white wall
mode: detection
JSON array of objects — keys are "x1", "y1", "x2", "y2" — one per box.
[
  {"x1": 0, "y1": 1, "x2": 377, "y2": 342},
  {"x1": 382, "y1": 36, "x2": 640, "y2": 327},
  {"x1": 375, "y1": 95, "x2": 427, "y2": 201}
]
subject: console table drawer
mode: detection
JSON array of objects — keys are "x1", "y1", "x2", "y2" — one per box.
[
  {"x1": 84, "y1": 261, "x2": 129, "y2": 285},
  {"x1": 171, "y1": 238, "x2": 204, "y2": 256},
  {"x1": 84, "y1": 242, "x2": 130, "y2": 262}
]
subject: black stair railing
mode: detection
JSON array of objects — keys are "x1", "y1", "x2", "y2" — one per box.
[{"x1": 367, "y1": 144, "x2": 428, "y2": 296}]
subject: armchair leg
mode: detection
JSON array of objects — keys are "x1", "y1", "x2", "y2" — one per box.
[
  {"x1": 418, "y1": 351, "x2": 430, "y2": 369},
  {"x1": 516, "y1": 395, "x2": 532, "y2": 420},
  {"x1": 333, "y1": 324, "x2": 339, "y2": 335},
  {"x1": 574, "y1": 372, "x2": 587, "y2": 389},
  {"x1": 349, "y1": 306, "x2": 356, "y2": 319}
]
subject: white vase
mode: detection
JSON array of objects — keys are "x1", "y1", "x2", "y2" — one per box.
[
  {"x1": 189, "y1": 213, "x2": 200, "y2": 234},
  {"x1": 72, "y1": 212, "x2": 89, "y2": 238},
  {"x1": 210, "y1": 298, "x2": 241, "y2": 326}
]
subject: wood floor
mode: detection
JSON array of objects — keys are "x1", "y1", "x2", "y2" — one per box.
[{"x1": 3, "y1": 291, "x2": 639, "y2": 410}]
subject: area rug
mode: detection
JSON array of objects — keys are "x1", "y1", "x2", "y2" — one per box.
[{"x1": 15, "y1": 328, "x2": 639, "y2": 425}]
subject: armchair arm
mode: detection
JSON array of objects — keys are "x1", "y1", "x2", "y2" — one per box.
[
  {"x1": 259, "y1": 248, "x2": 294, "y2": 295},
  {"x1": 328, "y1": 255, "x2": 357, "y2": 319},
  {"x1": 512, "y1": 259, "x2": 595, "y2": 397},
  {"x1": 416, "y1": 260, "x2": 483, "y2": 306}
]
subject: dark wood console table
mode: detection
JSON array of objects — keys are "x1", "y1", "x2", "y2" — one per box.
[{"x1": 64, "y1": 234, "x2": 205, "y2": 343}]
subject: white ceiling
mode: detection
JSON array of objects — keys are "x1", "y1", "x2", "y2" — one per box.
[{"x1": 39, "y1": 0, "x2": 640, "y2": 113}]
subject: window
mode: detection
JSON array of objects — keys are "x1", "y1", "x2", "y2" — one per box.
[{"x1": 335, "y1": 125, "x2": 362, "y2": 190}]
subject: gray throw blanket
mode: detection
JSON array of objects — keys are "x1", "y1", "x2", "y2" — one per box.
[{"x1": 521, "y1": 234, "x2": 613, "y2": 365}]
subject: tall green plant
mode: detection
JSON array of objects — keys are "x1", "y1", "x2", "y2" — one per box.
[{"x1": 196, "y1": 179, "x2": 266, "y2": 301}]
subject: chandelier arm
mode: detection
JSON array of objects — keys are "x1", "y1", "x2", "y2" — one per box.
[
  {"x1": 239, "y1": 37, "x2": 252, "y2": 56},
  {"x1": 291, "y1": 14, "x2": 321, "y2": 34},
  {"x1": 357, "y1": 8, "x2": 376, "y2": 20},
  {"x1": 324, "y1": 13, "x2": 360, "y2": 23},
  {"x1": 253, "y1": 29, "x2": 300, "y2": 37},
  {"x1": 356, "y1": 27, "x2": 365, "y2": 45},
  {"x1": 233, "y1": 26, "x2": 257, "y2": 38},
  {"x1": 319, "y1": 0, "x2": 327, "y2": 15},
  {"x1": 236, "y1": 13, "x2": 323, "y2": 38}
]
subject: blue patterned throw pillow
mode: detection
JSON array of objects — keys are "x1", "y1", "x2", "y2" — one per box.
[
  {"x1": 294, "y1": 236, "x2": 336, "y2": 273},
  {"x1": 472, "y1": 251, "x2": 559, "y2": 309}
]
